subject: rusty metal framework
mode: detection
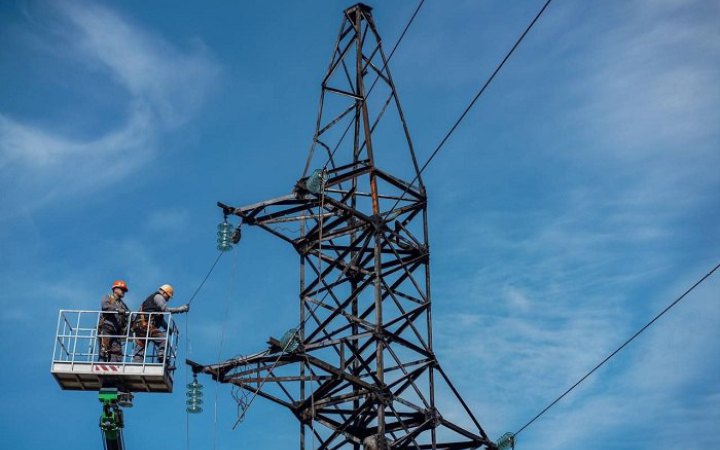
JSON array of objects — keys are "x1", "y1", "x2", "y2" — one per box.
[{"x1": 188, "y1": 4, "x2": 496, "y2": 450}]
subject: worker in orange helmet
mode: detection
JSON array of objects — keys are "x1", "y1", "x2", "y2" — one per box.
[
  {"x1": 132, "y1": 283, "x2": 189, "y2": 365},
  {"x1": 98, "y1": 280, "x2": 131, "y2": 362}
]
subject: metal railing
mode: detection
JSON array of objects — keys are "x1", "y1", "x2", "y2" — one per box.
[{"x1": 52, "y1": 310, "x2": 179, "y2": 368}]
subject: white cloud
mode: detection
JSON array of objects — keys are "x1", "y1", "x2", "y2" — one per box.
[
  {"x1": 0, "y1": 103, "x2": 151, "y2": 169},
  {"x1": 0, "y1": 1, "x2": 220, "y2": 218},
  {"x1": 58, "y1": 1, "x2": 218, "y2": 127}
]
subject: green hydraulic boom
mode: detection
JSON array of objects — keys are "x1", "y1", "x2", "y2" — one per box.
[{"x1": 98, "y1": 388, "x2": 128, "y2": 450}]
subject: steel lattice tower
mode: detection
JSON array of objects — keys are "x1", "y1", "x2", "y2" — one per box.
[{"x1": 189, "y1": 4, "x2": 497, "y2": 450}]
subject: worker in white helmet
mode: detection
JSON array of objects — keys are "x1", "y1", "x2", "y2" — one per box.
[{"x1": 132, "y1": 284, "x2": 189, "y2": 365}]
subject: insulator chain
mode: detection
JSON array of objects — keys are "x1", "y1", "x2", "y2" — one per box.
[
  {"x1": 217, "y1": 220, "x2": 242, "y2": 251},
  {"x1": 186, "y1": 375, "x2": 204, "y2": 414}
]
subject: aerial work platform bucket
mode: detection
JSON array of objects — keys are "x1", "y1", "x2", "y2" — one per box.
[{"x1": 51, "y1": 310, "x2": 179, "y2": 393}]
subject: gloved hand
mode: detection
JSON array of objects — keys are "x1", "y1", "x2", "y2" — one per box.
[{"x1": 168, "y1": 304, "x2": 190, "y2": 314}]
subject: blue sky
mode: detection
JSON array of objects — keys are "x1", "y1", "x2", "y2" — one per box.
[{"x1": 1, "y1": 1, "x2": 719, "y2": 449}]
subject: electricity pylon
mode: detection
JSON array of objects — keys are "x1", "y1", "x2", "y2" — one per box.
[{"x1": 189, "y1": 4, "x2": 497, "y2": 450}]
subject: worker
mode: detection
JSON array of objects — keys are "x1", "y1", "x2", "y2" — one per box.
[
  {"x1": 132, "y1": 284, "x2": 189, "y2": 365},
  {"x1": 98, "y1": 280, "x2": 131, "y2": 362}
]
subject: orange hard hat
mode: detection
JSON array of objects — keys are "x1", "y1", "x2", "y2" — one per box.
[{"x1": 112, "y1": 280, "x2": 129, "y2": 292}]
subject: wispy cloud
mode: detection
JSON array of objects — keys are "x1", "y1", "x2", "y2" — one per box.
[
  {"x1": 564, "y1": 0, "x2": 720, "y2": 216},
  {"x1": 521, "y1": 279, "x2": 719, "y2": 449},
  {"x1": 57, "y1": 1, "x2": 218, "y2": 127},
  {"x1": 428, "y1": 0, "x2": 719, "y2": 447},
  {"x1": 434, "y1": 267, "x2": 719, "y2": 448},
  {"x1": 576, "y1": 1, "x2": 720, "y2": 156},
  {"x1": 0, "y1": 1, "x2": 220, "y2": 218}
]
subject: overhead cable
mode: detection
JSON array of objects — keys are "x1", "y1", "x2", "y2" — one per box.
[
  {"x1": 384, "y1": 0, "x2": 555, "y2": 217},
  {"x1": 184, "y1": 250, "x2": 225, "y2": 450},
  {"x1": 387, "y1": 0, "x2": 425, "y2": 64},
  {"x1": 187, "y1": 251, "x2": 224, "y2": 305},
  {"x1": 513, "y1": 261, "x2": 720, "y2": 438}
]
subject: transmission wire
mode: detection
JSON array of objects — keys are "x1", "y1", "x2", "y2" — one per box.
[
  {"x1": 383, "y1": 0, "x2": 555, "y2": 218},
  {"x1": 513, "y1": 261, "x2": 720, "y2": 438},
  {"x1": 188, "y1": 251, "x2": 224, "y2": 305},
  {"x1": 184, "y1": 250, "x2": 226, "y2": 450},
  {"x1": 213, "y1": 250, "x2": 239, "y2": 449},
  {"x1": 185, "y1": 251, "x2": 224, "y2": 450},
  {"x1": 387, "y1": 0, "x2": 424, "y2": 67}
]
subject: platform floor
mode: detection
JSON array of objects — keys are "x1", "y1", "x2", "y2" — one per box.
[{"x1": 51, "y1": 362, "x2": 174, "y2": 392}]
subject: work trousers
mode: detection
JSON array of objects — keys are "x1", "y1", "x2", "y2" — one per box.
[
  {"x1": 98, "y1": 324, "x2": 125, "y2": 362},
  {"x1": 133, "y1": 327, "x2": 167, "y2": 363}
]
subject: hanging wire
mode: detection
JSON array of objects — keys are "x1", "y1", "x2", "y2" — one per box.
[
  {"x1": 382, "y1": 0, "x2": 555, "y2": 219},
  {"x1": 212, "y1": 248, "x2": 241, "y2": 449},
  {"x1": 387, "y1": 0, "x2": 424, "y2": 65},
  {"x1": 188, "y1": 251, "x2": 225, "y2": 306},
  {"x1": 185, "y1": 249, "x2": 226, "y2": 450},
  {"x1": 512, "y1": 261, "x2": 720, "y2": 438}
]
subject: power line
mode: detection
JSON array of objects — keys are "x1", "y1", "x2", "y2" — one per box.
[
  {"x1": 184, "y1": 250, "x2": 225, "y2": 450},
  {"x1": 384, "y1": 0, "x2": 555, "y2": 217},
  {"x1": 387, "y1": 0, "x2": 425, "y2": 64},
  {"x1": 422, "y1": 0, "x2": 554, "y2": 176},
  {"x1": 513, "y1": 261, "x2": 720, "y2": 438},
  {"x1": 187, "y1": 251, "x2": 224, "y2": 305}
]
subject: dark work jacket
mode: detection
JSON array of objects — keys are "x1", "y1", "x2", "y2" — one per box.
[
  {"x1": 100, "y1": 293, "x2": 130, "y2": 332},
  {"x1": 141, "y1": 292, "x2": 167, "y2": 329}
]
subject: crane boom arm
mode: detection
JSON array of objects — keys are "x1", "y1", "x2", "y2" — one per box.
[{"x1": 98, "y1": 388, "x2": 125, "y2": 450}]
